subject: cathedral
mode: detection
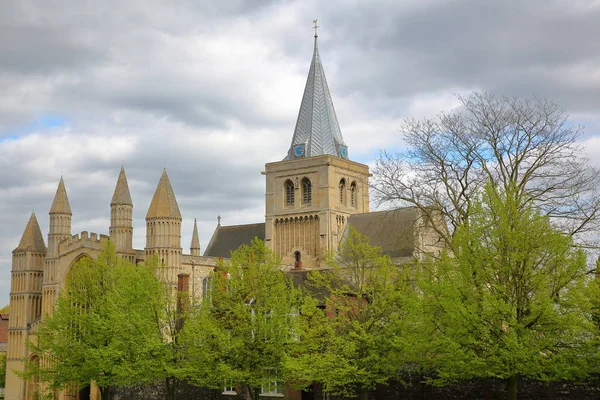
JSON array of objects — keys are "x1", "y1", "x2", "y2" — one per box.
[{"x1": 5, "y1": 32, "x2": 443, "y2": 400}]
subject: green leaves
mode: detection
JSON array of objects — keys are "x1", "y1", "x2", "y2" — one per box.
[
  {"x1": 27, "y1": 241, "x2": 168, "y2": 396},
  {"x1": 410, "y1": 182, "x2": 600, "y2": 392}
]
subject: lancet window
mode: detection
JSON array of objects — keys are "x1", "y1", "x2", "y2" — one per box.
[
  {"x1": 302, "y1": 178, "x2": 312, "y2": 205},
  {"x1": 285, "y1": 180, "x2": 295, "y2": 206}
]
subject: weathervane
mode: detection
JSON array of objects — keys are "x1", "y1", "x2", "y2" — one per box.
[{"x1": 313, "y1": 19, "x2": 319, "y2": 38}]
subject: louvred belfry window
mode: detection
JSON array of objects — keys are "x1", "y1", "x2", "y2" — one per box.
[
  {"x1": 302, "y1": 178, "x2": 312, "y2": 204},
  {"x1": 285, "y1": 180, "x2": 295, "y2": 206}
]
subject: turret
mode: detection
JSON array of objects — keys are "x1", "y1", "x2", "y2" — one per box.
[
  {"x1": 190, "y1": 218, "x2": 201, "y2": 256},
  {"x1": 145, "y1": 169, "x2": 182, "y2": 286},
  {"x1": 110, "y1": 166, "x2": 134, "y2": 261},
  {"x1": 6, "y1": 212, "x2": 46, "y2": 398},
  {"x1": 48, "y1": 177, "x2": 72, "y2": 258}
]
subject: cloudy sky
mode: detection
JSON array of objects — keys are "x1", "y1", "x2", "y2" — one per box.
[{"x1": 2, "y1": 0, "x2": 600, "y2": 306}]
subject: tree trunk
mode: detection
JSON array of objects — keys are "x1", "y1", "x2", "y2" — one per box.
[
  {"x1": 100, "y1": 386, "x2": 111, "y2": 400},
  {"x1": 358, "y1": 386, "x2": 368, "y2": 400},
  {"x1": 507, "y1": 375, "x2": 518, "y2": 400},
  {"x1": 165, "y1": 376, "x2": 177, "y2": 400}
]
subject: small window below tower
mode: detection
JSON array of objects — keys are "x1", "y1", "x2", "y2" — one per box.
[
  {"x1": 339, "y1": 179, "x2": 346, "y2": 204},
  {"x1": 302, "y1": 178, "x2": 312, "y2": 205},
  {"x1": 285, "y1": 180, "x2": 295, "y2": 206},
  {"x1": 350, "y1": 181, "x2": 357, "y2": 207}
]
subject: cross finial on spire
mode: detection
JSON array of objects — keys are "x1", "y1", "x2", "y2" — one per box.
[
  {"x1": 313, "y1": 19, "x2": 319, "y2": 38},
  {"x1": 217, "y1": 215, "x2": 221, "y2": 227}
]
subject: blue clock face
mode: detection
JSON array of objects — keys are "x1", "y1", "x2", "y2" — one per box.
[
  {"x1": 340, "y1": 146, "x2": 348, "y2": 159},
  {"x1": 294, "y1": 144, "x2": 305, "y2": 157}
]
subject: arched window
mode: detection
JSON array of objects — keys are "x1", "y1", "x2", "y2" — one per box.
[
  {"x1": 350, "y1": 181, "x2": 357, "y2": 207},
  {"x1": 285, "y1": 180, "x2": 294, "y2": 206},
  {"x1": 202, "y1": 276, "x2": 211, "y2": 299},
  {"x1": 339, "y1": 179, "x2": 346, "y2": 204},
  {"x1": 302, "y1": 178, "x2": 312, "y2": 205}
]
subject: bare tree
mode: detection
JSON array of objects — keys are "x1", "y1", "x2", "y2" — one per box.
[{"x1": 373, "y1": 92, "x2": 600, "y2": 250}]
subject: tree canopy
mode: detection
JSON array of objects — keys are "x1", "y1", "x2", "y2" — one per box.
[
  {"x1": 180, "y1": 238, "x2": 300, "y2": 400},
  {"x1": 407, "y1": 183, "x2": 600, "y2": 399},
  {"x1": 26, "y1": 242, "x2": 167, "y2": 400}
]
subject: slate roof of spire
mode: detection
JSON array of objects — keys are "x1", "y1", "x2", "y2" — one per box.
[
  {"x1": 50, "y1": 177, "x2": 72, "y2": 215},
  {"x1": 284, "y1": 34, "x2": 347, "y2": 160},
  {"x1": 146, "y1": 169, "x2": 181, "y2": 219},
  {"x1": 191, "y1": 218, "x2": 200, "y2": 250},
  {"x1": 111, "y1": 166, "x2": 133, "y2": 206},
  {"x1": 14, "y1": 212, "x2": 46, "y2": 253}
]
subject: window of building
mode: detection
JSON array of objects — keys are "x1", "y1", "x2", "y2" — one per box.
[
  {"x1": 202, "y1": 276, "x2": 211, "y2": 299},
  {"x1": 339, "y1": 179, "x2": 346, "y2": 204},
  {"x1": 284, "y1": 180, "x2": 294, "y2": 206},
  {"x1": 350, "y1": 181, "x2": 357, "y2": 207},
  {"x1": 260, "y1": 368, "x2": 283, "y2": 397},
  {"x1": 223, "y1": 379, "x2": 237, "y2": 395},
  {"x1": 302, "y1": 178, "x2": 312, "y2": 205}
]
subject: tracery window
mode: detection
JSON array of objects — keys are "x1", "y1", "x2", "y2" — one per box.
[
  {"x1": 339, "y1": 179, "x2": 346, "y2": 204},
  {"x1": 350, "y1": 181, "x2": 357, "y2": 207},
  {"x1": 302, "y1": 177, "x2": 312, "y2": 205},
  {"x1": 285, "y1": 180, "x2": 295, "y2": 206}
]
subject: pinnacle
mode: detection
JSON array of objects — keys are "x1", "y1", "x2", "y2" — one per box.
[
  {"x1": 50, "y1": 177, "x2": 72, "y2": 215},
  {"x1": 146, "y1": 170, "x2": 181, "y2": 219},
  {"x1": 15, "y1": 212, "x2": 46, "y2": 253},
  {"x1": 111, "y1": 166, "x2": 133, "y2": 206},
  {"x1": 285, "y1": 34, "x2": 347, "y2": 160},
  {"x1": 191, "y1": 218, "x2": 200, "y2": 250}
]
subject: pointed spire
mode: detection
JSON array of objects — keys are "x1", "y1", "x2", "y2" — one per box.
[
  {"x1": 50, "y1": 177, "x2": 72, "y2": 215},
  {"x1": 285, "y1": 29, "x2": 347, "y2": 160},
  {"x1": 15, "y1": 212, "x2": 46, "y2": 252},
  {"x1": 146, "y1": 169, "x2": 181, "y2": 219},
  {"x1": 111, "y1": 166, "x2": 133, "y2": 206},
  {"x1": 190, "y1": 218, "x2": 200, "y2": 255}
]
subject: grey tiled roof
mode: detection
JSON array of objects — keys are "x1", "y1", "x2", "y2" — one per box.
[
  {"x1": 347, "y1": 208, "x2": 419, "y2": 258},
  {"x1": 203, "y1": 223, "x2": 266, "y2": 258},
  {"x1": 284, "y1": 35, "x2": 347, "y2": 160}
]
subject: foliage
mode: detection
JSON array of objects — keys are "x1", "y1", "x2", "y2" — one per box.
[
  {"x1": 373, "y1": 92, "x2": 600, "y2": 249},
  {"x1": 25, "y1": 241, "x2": 167, "y2": 400},
  {"x1": 408, "y1": 183, "x2": 600, "y2": 399},
  {"x1": 0, "y1": 352, "x2": 6, "y2": 389},
  {"x1": 0, "y1": 305, "x2": 8, "y2": 313},
  {"x1": 180, "y1": 238, "x2": 299, "y2": 400},
  {"x1": 285, "y1": 227, "x2": 409, "y2": 399}
]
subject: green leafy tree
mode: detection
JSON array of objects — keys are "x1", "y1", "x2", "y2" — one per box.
[
  {"x1": 0, "y1": 304, "x2": 8, "y2": 313},
  {"x1": 25, "y1": 241, "x2": 167, "y2": 400},
  {"x1": 285, "y1": 227, "x2": 409, "y2": 399},
  {"x1": 410, "y1": 184, "x2": 599, "y2": 400},
  {"x1": 1, "y1": 352, "x2": 6, "y2": 389},
  {"x1": 180, "y1": 239, "x2": 299, "y2": 400}
]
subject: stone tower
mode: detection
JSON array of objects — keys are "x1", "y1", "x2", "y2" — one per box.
[
  {"x1": 264, "y1": 32, "x2": 370, "y2": 268},
  {"x1": 110, "y1": 166, "x2": 135, "y2": 262},
  {"x1": 42, "y1": 177, "x2": 72, "y2": 316},
  {"x1": 145, "y1": 169, "x2": 182, "y2": 286},
  {"x1": 190, "y1": 218, "x2": 201, "y2": 256},
  {"x1": 5, "y1": 212, "x2": 47, "y2": 399}
]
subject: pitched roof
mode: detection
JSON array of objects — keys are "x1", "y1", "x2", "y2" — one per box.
[
  {"x1": 191, "y1": 218, "x2": 200, "y2": 251},
  {"x1": 14, "y1": 212, "x2": 46, "y2": 253},
  {"x1": 49, "y1": 177, "x2": 72, "y2": 214},
  {"x1": 347, "y1": 208, "x2": 419, "y2": 258},
  {"x1": 146, "y1": 169, "x2": 181, "y2": 219},
  {"x1": 284, "y1": 34, "x2": 347, "y2": 160},
  {"x1": 111, "y1": 166, "x2": 133, "y2": 206},
  {"x1": 204, "y1": 223, "x2": 265, "y2": 258}
]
